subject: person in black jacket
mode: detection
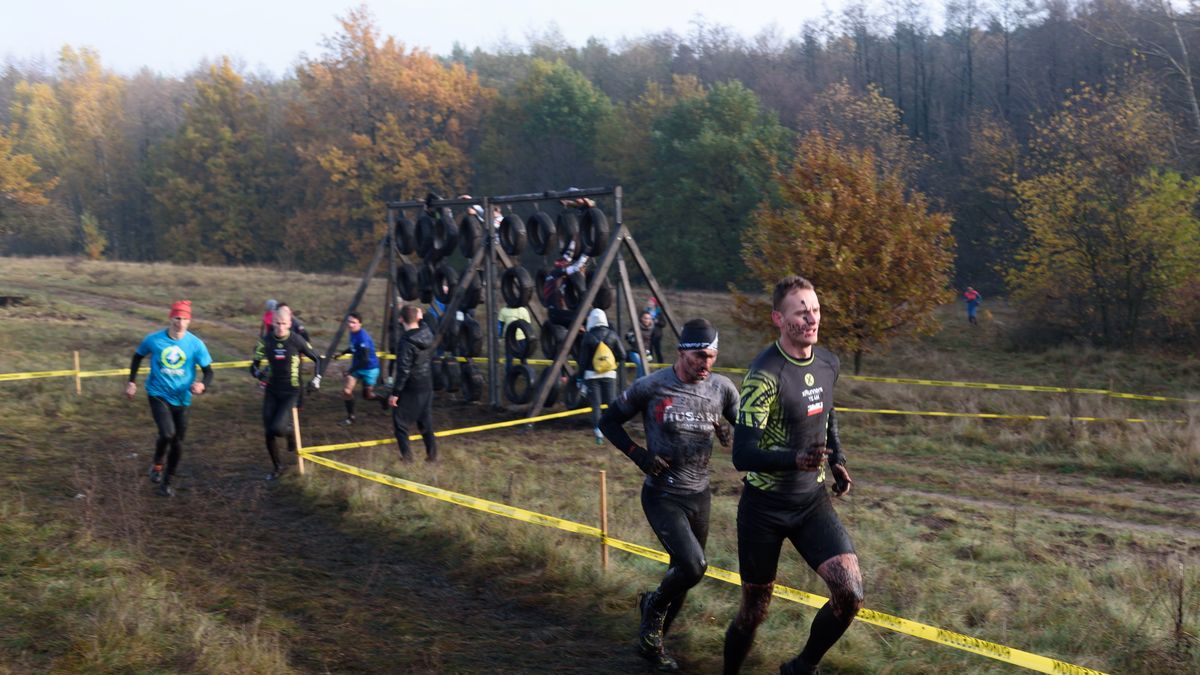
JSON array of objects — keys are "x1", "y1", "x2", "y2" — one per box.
[
  {"x1": 578, "y1": 308, "x2": 626, "y2": 444},
  {"x1": 387, "y1": 304, "x2": 438, "y2": 462}
]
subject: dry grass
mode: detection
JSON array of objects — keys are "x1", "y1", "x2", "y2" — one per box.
[{"x1": 1, "y1": 255, "x2": 1198, "y2": 673}]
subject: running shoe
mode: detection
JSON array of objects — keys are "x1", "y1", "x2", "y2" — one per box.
[
  {"x1": 148, "y1": 463, "x2": 163, "y2": 484},
  {"x1": 265, "y1": 467, "x2": 287, "y2": 481},
  {"x1": 156, "y1": 483, "x2": 175, "y2": 498},
  {"x1": 339, "y1": 416, "x2": 355, "y2": 427},
  {"x1": 638, "y1": 590, "x2": 677, "y2": 671}
]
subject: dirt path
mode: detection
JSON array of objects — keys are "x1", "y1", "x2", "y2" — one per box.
[{"x1": 73, "y1": 417, "x2": 646, "y2": 674}]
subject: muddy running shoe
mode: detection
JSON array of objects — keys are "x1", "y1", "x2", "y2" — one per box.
[
  {"x1": 148, "y1": 463, "x2": 163, "y2": 484},
  {"x1": 156, "y1": 483, "x2": 175, "y2": 498},
  {"x1": 265, "y1": 467, "x2": 287, "y2": 482},
  {"x1": 593, "y1": 427, "x2": 604, "y2": 446},
  {"x1": 339, "y1": 416, "x2": 355, "y2": 427},
  {"x1": 637, "y1": 591, "x2": 677, "y2": 671}
]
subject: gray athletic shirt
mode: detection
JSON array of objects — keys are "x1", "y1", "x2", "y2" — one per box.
[{"x1": 609, "y1": 366, "x2": 740, "y2": 494}]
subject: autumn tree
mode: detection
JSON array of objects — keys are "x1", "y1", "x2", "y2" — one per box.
[
  {"x1": 289, "y1": 6, "x2": 489, "y2": 268},
  {"x1": 0, "y1": 125, "x2": 74, "y2": 253},
  {"x1": 735, "y1": 130, "x2": 955, "y2": 373},
  {"x1": 1009, "y1": 77, "x2": 1200, "y2": 345},
  {"x1": 151, "y1": 58, "x2": 284, "y2": 264}
]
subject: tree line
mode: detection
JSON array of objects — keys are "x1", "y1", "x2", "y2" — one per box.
[{"x1": 1, "y1": 1, "x2": 1198, "y2": 348}]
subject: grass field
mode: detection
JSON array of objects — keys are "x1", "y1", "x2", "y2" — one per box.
[{"x1": 0, "y1": 256, "x2": 1197, "y2": 674}]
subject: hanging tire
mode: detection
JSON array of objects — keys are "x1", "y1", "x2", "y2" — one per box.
[
  {"x1": 537, "y1": 366, "x2": 563, "y2": 407},
  {"x1": 589, "y1": 270, "x2": 614, "y2": 310},
  {"x1": 441, "y1": 356, "x2": 461, "y2": 393},
  {"x1": 540, "y1": 320, "x2": 568, "y2": 359},
  {"x1": 563, "y1": 271, "x2": 587, "y2": 309},
  {"x1": 504, "y1": 364, "x2": 536, "y2": 405},
  {"x1": 580, "y1": 207, "x2": 610, "y2": 255},
  {"x1": 459, "y1": 318, "x2": 483, "y2": 358},
  {"x1": 416, "y1": 213, "x2": 437, "y2": 260},
  {"x1": 501, "y1": 266, "x2": 534, "y2": 308},
  {"x1": 396, "y1": 214, "x2": 417, "y2": 255},
  {"x1": 505, "y1": 319, "x2": 536, "y2": 360},
  {"x1": 528, "y1": 211, "x2": 557, "y2": 255},
  {"x1": 499, "y1": 213, "x2": 527, "y2": 256},
  {"x1": 441, "y1": 312, "x2": 461, "y2": 350},
  {"x1": 398, "y1": 263, "x2": 419, "y2": 301},
  {"x1": 459, "y1": 212, "x2": 481, "y2": 257},
  {"x1": 418, "y1": 261, "x2": 435, "y2": 304},
  {"x1": 461, "y1": 362, "x2": 483, "y2": 402},
  {"x1": 434, "y1": 208, "x2": 458, "y2": 258},
  {"x1": 460, "y1": 268, "x2": 482, "y2": 309},
  {"x1": 556, "y1": 210, "x2": 579, "y2": 259},
  {"x1": 434, "y1": 263, "x2": 459, "y2": 303},
  {"x1": 431, "y1": 358, "x2": 446, "y2": 391},
  {"x1": 563, "y1": 374, "x2": 586, "y2": 409}
]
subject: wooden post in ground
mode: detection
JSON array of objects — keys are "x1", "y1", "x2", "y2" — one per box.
[
  {"x1": 73, "y1": 351, "x2": 81, "y2": 395},
  {"x1": 599, "y1": 469, "x2": 609, "y2": 571},
  {"x1": 292, "y1": 407, "x2": 306, "y2": 475}
]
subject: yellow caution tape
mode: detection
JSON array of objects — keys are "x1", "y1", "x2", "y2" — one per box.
[
  {"x1": 0, "y1": 369, "x2": 78, "y2": 382},
  {"x1": 301, "y1": 451, "x2": 1107, "y2": 674},
  {"x1": 838, "y1": 407, "x2": 1184, "y2": 425},
  {"x1": 304, "y1": 406, "x2": 594, "y2": 454}
]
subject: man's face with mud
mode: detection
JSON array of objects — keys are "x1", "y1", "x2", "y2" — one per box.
[{"x1": 772, "y1": 288, "x2": 820, "y2": 352}]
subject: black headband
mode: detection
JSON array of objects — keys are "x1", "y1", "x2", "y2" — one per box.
[{"x1": 678, "y1": 324, "x2": 719, "y2": 351}]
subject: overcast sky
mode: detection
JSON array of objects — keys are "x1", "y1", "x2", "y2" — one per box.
[{"x1": 1, "y1": 0, "x2": 865, "y2": 77}]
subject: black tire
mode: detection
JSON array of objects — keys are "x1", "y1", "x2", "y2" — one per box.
[
  {"x1": 589, "y1": 270, "x2": 614, "y2": 310},
  {"x1": 396, "y1": 214, "x2": 417, "y2": 255},
  {"x1": 540, "y1": 320, "x2": 568, "y2": 359},
  {"x1": 537, "y1": 366, "x2": 563, "y2": 407},
  {"x1": 556, "y1": 210, "x2": 580, "y2": 259},
  {"x1": 441, "y1": 312, "x2": 460, "y2": 349},
  {"x1": 580, "y1": 207, "x2": 610, "y2": 255},
  {"x1": 431, "y1": 357, "x2": 446, "y2": 391},
  {"x1": 460, "y1": 268, "x2": 482, "y2": 309},
  {"x1": 563, "y1": 271, "x2": 587, "y2": 309},
  {"x1": 415, "y1": 213, "x2": 437, "y2": 260},
  {"x1": 441, "y1": 356, "x2": 461, "y2": 393},
  {"x1": 434, "y1": 262, "x2": 459, "y2": 303},
  {"x1": 501, "y1": 266, "x2": 534, "y2": 308},
  {"x1": 503, "y1": 364, "x2": 536, "y2": 405},
  {"x1": 398, "y1": 263, "x2": 419, "y2": 301},
  {"x1": 499, "y1": 213, "x2": 527, "y2": 256},
  {"x1": 460, "y1": 362, "x2": 483, "y2": 402},
  {"x1": 505, "y1": 319, "x2": 536, "y2": 360},
  {"x1": 528, "y1": 211, "x2": 556, "y2": 255},
  {"x1": 417, "y1": 262, "x2": 435, "y2": 304},
  {"x1": 459, "y1": 318, "x2": 484, "y2": 358},
  {"x1": 459, "y1": 212, "x2": 481, "y2": 257},
  {"x1": 434, "y1": 208, "x2": 458, "y2": 258},
  {"x1": 563, "y1": 373, "x2": 585, "y2": 409}
]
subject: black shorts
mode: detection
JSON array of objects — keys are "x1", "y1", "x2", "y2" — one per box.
[{"x1": 736, "y1": 484, "x2": 855, "y2": 585}]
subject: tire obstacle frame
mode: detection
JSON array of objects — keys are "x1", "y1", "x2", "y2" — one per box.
[{"x1": 319, "y1": 186, "x2": 681, "y2": 418}]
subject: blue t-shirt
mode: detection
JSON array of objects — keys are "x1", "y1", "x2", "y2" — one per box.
[
  {"x1": 349, "y1": 328, "x2": 380, "y2": 371},
  {"x1": 136, "y1": 329, "x2": 213, "y2": 406}
]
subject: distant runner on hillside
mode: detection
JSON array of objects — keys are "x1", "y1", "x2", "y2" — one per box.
[
  {"x1": 126, "y1": 300, "x2": 214, "y2": 498},
  {"x1": 250, "y1": 303, "x2": 322, "y2": 480},
  {"x1": 723, "y1": 275, "x2": 862, "y2": 675},
  {"x1": 963, "y1": 287, "x2": 982, "y2": 325},
  {"x1": 598, "y1": 318, "x2": 739, "y2": 671}
]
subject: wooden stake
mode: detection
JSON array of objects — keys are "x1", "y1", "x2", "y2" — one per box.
[
  {"x1": 73, "y1": 351, "x2": 81, "y2": 395},
  {"x1": 599, "y1": 469, "x2": 609, "y2": 571},
  {"x1": 292, "y1": 406, "x2": 305, "y2": 475}
]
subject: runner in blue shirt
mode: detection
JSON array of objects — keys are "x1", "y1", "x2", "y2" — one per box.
[
  {"x1": 125, "y1": 300, "x2": 214, "y2": 497},
  {"x1": 337, "y1": 312, "x2": 381, "y2": 426}
]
